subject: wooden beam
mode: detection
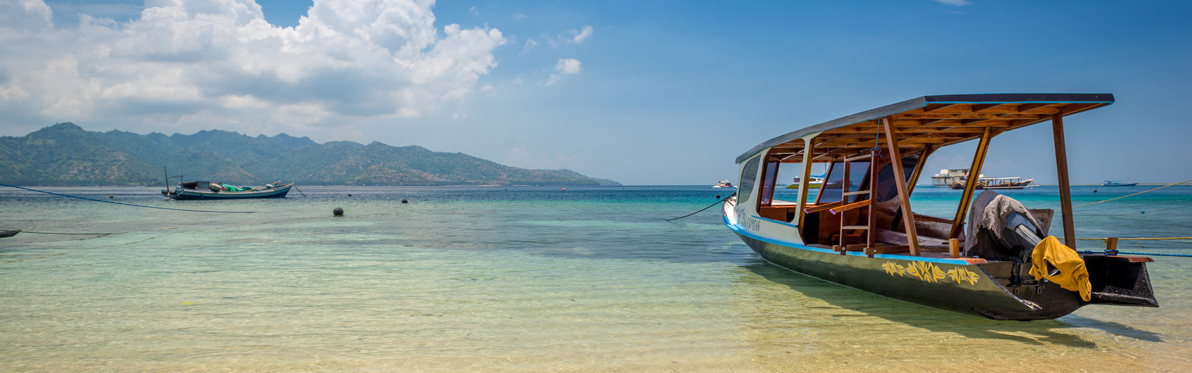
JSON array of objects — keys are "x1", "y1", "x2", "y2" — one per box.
[
  {"x1": 908, "y1": 145, "x2": 935, "y2": 195},
  {"x1": 867, "y1": 153, "x2": 880, "y2": 250},
  {"x1": 949, "y1": 127, "x2": 994, "y2": 239},
  {"x1": 797, "y1": 137, "x2": 816, "y2": 231},
  {"x1": 1053, "y1": 114, "x2": 1077, "y2": 248},
  {"x1": 882, "y1": 117, "x2": 920, "y2": 256}
]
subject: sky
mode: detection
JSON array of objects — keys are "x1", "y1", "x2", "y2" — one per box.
[{"x1": 1, "y1": 0, "x2": 1190, "y2": 185}]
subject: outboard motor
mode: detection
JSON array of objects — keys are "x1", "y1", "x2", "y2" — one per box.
[
  {"x1": 964, "y1": 190, "x2": 1046, "y2": 263},
  {"x1": 967, "y1": 190, "x2": 1157, "y2": 307}
]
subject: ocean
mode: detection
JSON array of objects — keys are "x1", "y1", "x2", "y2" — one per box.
[{"x1": 2, "y1": 185, "x2": 1191, "y2": 371}]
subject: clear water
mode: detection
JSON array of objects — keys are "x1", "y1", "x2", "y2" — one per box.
[{"x1": 2, "y1": 185, "x2": 1191, "y2": 370}]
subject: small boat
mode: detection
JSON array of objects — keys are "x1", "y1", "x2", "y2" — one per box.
[
  {"x1": 787, "y1": 174, "x2": 826, "y2": 188},
  {"x1": 160, "y1": 167, "x2": 292, "y2": 200},
  {"x1": 723, "y1": 93, "x2": 1157, "y2": 320},
  {"x1": 163, "y1": 180, "x2": 293, "y2": 200},
  {"x1": 1103, "y1": 180, "x2": 1138, "y2": 186},
  {"x1": 714, "y1": 180, "x2": 734, "y2": 188},
  {"x1": 0, "y1": 230, "x2": 18, "y2": 238}
]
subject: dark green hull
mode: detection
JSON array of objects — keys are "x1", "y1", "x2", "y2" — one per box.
[{"x1": 729, "y1": 225, "x2": 1089, "y2": 320}]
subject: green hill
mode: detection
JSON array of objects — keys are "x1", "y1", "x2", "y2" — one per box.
[{"x1": 0, "y1": 123, "x2": 619, "y2": 186}]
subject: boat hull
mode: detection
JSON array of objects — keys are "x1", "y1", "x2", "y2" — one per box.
[
  {"x1": 166, "y1": 184, "x2": 292, "y2": 200},
  {"x1": 727, "y1": 222, "x2": 1088, "y2": 320}
]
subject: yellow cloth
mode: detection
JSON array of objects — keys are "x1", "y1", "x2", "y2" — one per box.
[{"x1": 1030, "y1": 236, "x2": 1092, "y2": 301}]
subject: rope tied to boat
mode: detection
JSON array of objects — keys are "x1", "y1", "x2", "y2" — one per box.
[
  {"x1": 666, "y1": 193, "x2": 735, "y2": 222},
  {"x1": 0, "y1": 182, "x2": 255, "y2": 214}
]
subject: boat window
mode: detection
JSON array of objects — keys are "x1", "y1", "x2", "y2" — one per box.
[
  {"x1": 873, "y1": 155, "x2": 920, "y2": 202},
  {"x1": 818, "y1": 160, "x2": 870, "y2": 203},
  {"x1": 738, "y1": 156, "x2": 761, "y2": 204},
  {"x1": 759, "y1": 161, "x2": 779, "y2": 206}
]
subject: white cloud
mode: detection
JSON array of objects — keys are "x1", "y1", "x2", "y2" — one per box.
[
  {"x1": 568, "y1": 25, "x2": 592, "y2": 44},
  {"x1": 933, "y1": 0, "x2": 972, "y2": 5},
  {"x1": 468, "y1": 5, "x2": 478, "y2": 15},
  {"x1": 544, "y1": 58, "x2": 581, "y2": 86},
  {"x1": 522, "y1": 38, "x2": 538, "y2": 52},
  {"x1": 0, "y1": 0, "x2": 506, "y2": 138},
  {"x1": 504, "y1": 146, "x2": 576, "y2": 170}
]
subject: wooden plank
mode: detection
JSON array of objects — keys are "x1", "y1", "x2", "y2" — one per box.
[
  {"x1": 882, "y1": 117, "x2": 920, "y2": 256},
  {"x1": 842, "y1": 225, "x2": 868, "y2": 230},
  {"x1": 949, "y1": 238, "x2": 960, "y2": 258},
  {"x1": 1053, "y1": 114, "x2": 1077, "y2": 248},
  {"x1": 950, "y1": 127, "x2": 994, "y2": 239},
  {"x1": 804, "y1": 200, "x2": 844, "y2": 214},
  {"x1": 842, "y1": 190, "x2": 870, "y2": 196},
  {"x1": 830, "y1": 199, "x2": 872, "y2": 215}
]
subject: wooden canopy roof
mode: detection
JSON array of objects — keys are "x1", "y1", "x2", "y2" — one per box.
[{"x1": 736, "y1": 93, "x2": 1114, "y2": 164}]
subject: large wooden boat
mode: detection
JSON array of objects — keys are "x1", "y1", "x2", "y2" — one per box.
[{"x1": 723, "y1": 93, "x2": 1158, "y2": 320}]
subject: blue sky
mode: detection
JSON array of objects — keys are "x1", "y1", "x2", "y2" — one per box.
[{"x1": 3, "y1": 1, "x2": 1190, "y2": 185}]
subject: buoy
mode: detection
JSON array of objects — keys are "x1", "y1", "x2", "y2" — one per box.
[
  {"x1": 716, "y1": 194, "x2": 721, "y2": 199},
  {"x1": 562, "y1": 188, "x2": 566, "y2": 191},
  {"x1": 348, "y1": 194, "x2": 353, "y2": 197},
  {"x1": 401, "y1": 199, "x2": 408, "y2": 204},
  {"x1": 109, "y1": 195, "x2": 114, "y2": 198},
  {"x1": 333, "y1": 207, "x2": 344, "y2": 216}
]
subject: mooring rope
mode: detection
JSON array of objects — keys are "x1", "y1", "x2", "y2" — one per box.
[
  {"x1": 1070, "y1": 236, "x2": 1192, "y2": 241},
  {"x1": 1073, "y1": 178, "x2": 1192, "y2": 208},
  {"x1": 1078, "y1": 250, "x2": 1192, "y2": 258},
  {"x1": 666, "y1": 194, "x2": 735, "y2": 222},
  {"x1": 0, "y1": 230, "x2": 117, "y2": 236},
  {"x1": 0, "y1": 182, "x2": 255, "y2": 214}
]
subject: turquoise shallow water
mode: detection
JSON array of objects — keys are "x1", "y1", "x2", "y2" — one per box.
[{"x1": 2, "y1": 185, "x2": 1192, "y2": 371}]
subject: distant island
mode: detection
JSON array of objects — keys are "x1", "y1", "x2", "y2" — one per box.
[{"x1": 0, "y1": 123, "x2": 620, "y2": 187}]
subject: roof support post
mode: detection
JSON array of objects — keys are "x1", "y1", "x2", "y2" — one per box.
[
  {"x1": 796, "y1": 135, "x2": 817, "y2": 231},
  {"x1": 1052, "y1": 114, "x2": 1077, "y2": 248},
  {"x1": 950, "y1": 127, "x2": 994, "y2": 239},
  {"x1": 882, "y1": 117, "x2": 920, "y2": 255},
  {"x1": 907, "y1": 145, "x2": 935, "y2": 195}
]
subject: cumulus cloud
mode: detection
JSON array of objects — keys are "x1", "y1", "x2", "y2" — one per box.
[
  {"x1": 545, "y1": 58, "x2": 580, "y2": 86},
  {"x1": 0, "y1": 0, "x2": 506, "y2": 137},
  {"x1": 568, "y1": 25, "x2": 592, "y2": 43},
  {"x1": 933, "y1": 0, "x2": 972, "y2": 5}
]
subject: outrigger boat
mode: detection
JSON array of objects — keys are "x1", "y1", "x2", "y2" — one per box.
[
  {"x1": 161, "y1": 167, "x2": 292, "y2": 200},
  {"x1": 723, "y1": 93, "x2": 1158, "y2": 320}
]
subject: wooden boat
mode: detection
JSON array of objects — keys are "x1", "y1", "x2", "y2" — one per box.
[
  {"x1": 163, "y1": 180, "x2": 292, "y2": 200},
  {"x1": 949, "y1": 177, "x2": 1033, "y2": 190},
  {"x1": 723, "y1": 93, "x2": 1158, "y2": 320},
  {"x1": 1102, "y1": 180, "x2": 1138, "y2": 186}
]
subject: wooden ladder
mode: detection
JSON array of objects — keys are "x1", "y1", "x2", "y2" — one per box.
[{"x1": 834, "y1": 151, "x2": 878, "y2": 256}]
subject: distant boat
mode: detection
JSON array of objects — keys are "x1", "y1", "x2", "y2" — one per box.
[
  {"x1": 951, "y1": 177, "x2": 1033, "y2": 190},
  {"x1": 1102, "y1": 180, "x2": 1138, "y2": 186},
  {"x1": 161, "y1": 167, "x2": 292, "y2": 200},
  {"x1": 787, "y1": 174, "x2": 826, "y2": 189},
  {"x1": 931, "y1": 168, "x2": 970, "y2": 187},
  {"x1": 163, "y1": 180, "x2": 292, "y2": 200},
  {"x1": 713, "y1": 180, "x2": 734, "y2": 188}
]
